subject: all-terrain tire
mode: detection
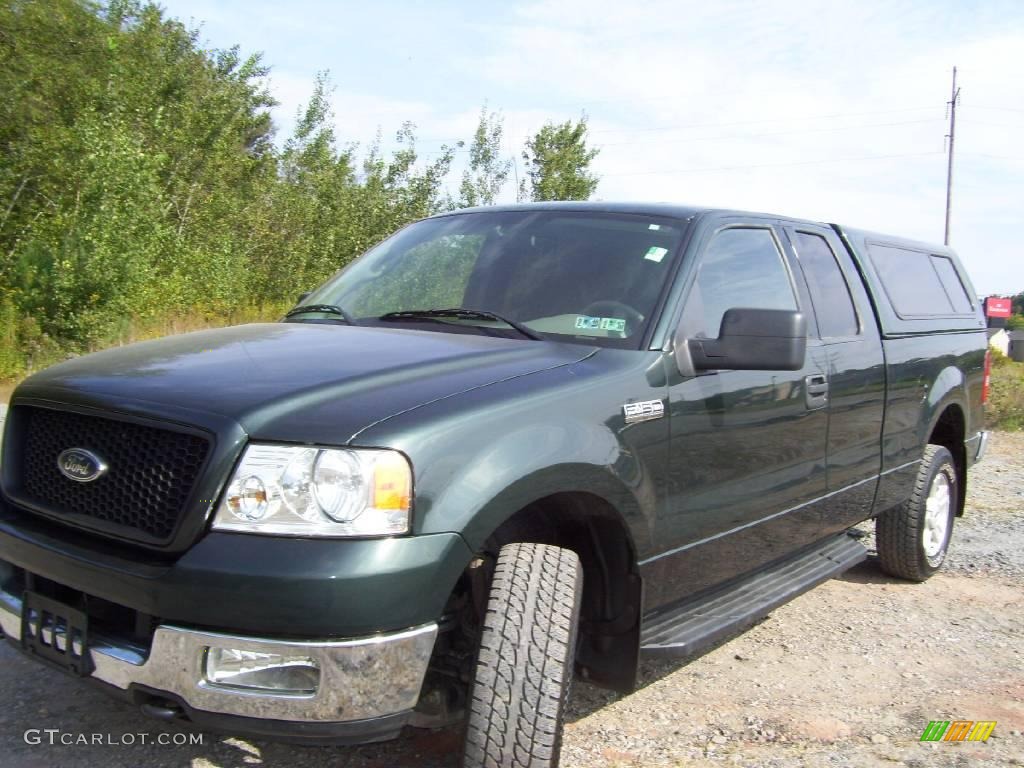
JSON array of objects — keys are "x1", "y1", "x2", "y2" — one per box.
[
  {"x1": 462, "y1": 542, "x2": 583, "y2": 768},
  {"x1": 876, "y1": 444, "x2": 958, "y2": 582}
]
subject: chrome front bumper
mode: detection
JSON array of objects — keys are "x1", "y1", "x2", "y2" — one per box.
[{"x1": 0, "y1": 587, "x2": 437, "y2": 723}]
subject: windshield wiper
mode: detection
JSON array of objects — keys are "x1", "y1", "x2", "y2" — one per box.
[
  {"x1": 284, "y1": 304, "x2": 356, "y2": 325},
  {"x1": 379, "y1": 308, "x2": 542, "y2": 340}
]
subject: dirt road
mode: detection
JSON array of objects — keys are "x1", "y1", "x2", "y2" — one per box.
[{"x1": 0, "y1": 433, "x2": 1021, "y2": 767}]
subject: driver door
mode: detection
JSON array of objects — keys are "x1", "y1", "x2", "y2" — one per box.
[{"x1": 643, "y1": 217, "x2": 830, "y2": 610}]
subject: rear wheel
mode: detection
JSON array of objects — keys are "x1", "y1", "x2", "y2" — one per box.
[
  {"x1": 876, "y1": 444, "x2": 958, "y2": 581},
  {"x1": 461, "y1": 542, "x2": 583, "y2": 768}
]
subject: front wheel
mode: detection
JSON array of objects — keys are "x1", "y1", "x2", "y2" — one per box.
[
  {"x1": 876, "y1": 444, "x2": 958, "y2": 581},
  {"x1": 461, "y1": 542, "x2": 583, "y2": 768}
]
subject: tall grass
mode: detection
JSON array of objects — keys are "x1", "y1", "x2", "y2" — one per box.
[
  {"x1": 107, "y1": 303, "x2": 292, "y2": 346},
  {"x1": 988, "y1": 352, "x2": 1024, "y2": 431},
  {"x1": 0, "y1": 303, "x2": 290, "y2": 393}
]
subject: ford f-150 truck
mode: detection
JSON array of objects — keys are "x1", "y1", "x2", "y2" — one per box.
[{"x1": 0, "y1": 203, "x2": 989, "y2": 766}]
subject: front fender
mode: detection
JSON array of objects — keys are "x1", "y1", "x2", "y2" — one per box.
[
  {"x1": 415, "y1": 420, "x2": 653, "y2": 554},
  {"x1": 353, "y1": 353, "x2": 668, "y2": 559},
  {"x1": 451, "y1": 461, "x2": 649, "y2": 555}
]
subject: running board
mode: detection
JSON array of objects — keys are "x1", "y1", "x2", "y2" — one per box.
[{"x1": 640, "y1": 533, "x2": 867, "y2": 659}]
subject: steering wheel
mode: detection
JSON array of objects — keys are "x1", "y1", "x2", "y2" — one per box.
[{"x1": 580, "y1": 300, "x2": 644, "y2": 337}]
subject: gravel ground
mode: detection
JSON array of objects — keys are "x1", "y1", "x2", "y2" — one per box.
[{"x1": 0, "y1": 432, "x2": 1021, "y2": 767}]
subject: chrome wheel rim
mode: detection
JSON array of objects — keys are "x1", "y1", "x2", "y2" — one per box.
[{"x1": 923, "y1": 472, "x2": 952, "y2": 561}]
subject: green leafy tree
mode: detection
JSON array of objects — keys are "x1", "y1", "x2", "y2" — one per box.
[
  {"x1": 1006, "y1": 314, "x2": 1024, "y2": 331},
  {"x1": 0, "y1": 0, "x2": 601, "y2": 381},
  {"x1": 458, "y1": 105, "x2": 511, "y2": 208},
  {"x1": 519, "y1": 116, "x2": 600, "y2": 202},
  {"x1": 1010, "y1": 291, "x2": 1024, "y2": 316},
  {"x1": 355, "y1": 122, "x2": 457, "y2": 244},
  {"x1": 0, "y1": 0, "x2": 277, "y2": 353},
  {"x1": 254, "y1": 72, "x2": 357, "y2": 299}
]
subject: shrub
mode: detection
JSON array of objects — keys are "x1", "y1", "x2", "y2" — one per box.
[{"x1": 988, "y1": 352, "x2": 1024, "y2": 431}]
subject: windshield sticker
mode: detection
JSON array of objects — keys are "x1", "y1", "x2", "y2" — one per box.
[
  {"x1": 575, "y1": 316, "x2": 626, "y2": 333},
  {"x1": 644, "y1": 246, "x2": 668, "y2": 263},
  {"x1": 648, "y1": 223, "x2": 661, "y2": 231}
]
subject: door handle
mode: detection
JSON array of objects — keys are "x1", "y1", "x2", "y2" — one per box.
[{"x1": 805, "y1": 374, "x2": 829, "y2": 409}]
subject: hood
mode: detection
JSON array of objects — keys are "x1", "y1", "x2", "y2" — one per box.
[{"x1": 14, "y1": 323, "x2": 594, "y2": 444}]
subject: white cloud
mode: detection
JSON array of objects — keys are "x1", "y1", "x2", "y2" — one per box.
[
  {"x1": 459, "y1": 0, "x2": 1024, "y2": 293},
  {"x1": 171, "y1": 0, "x2": 1024, "y2": 294}
]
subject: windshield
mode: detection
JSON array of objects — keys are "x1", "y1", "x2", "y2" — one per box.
[{"x1": 301, "y1": 210, "x2": 687, "y2": 348}]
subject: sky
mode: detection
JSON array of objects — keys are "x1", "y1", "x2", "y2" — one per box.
[{"x1": 160, "y1": 0, "x2": 1024, "y2": 297}]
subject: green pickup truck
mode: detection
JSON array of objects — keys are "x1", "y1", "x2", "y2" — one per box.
[{"x1": 0, "y1": 203, "x2": 989, "y2": 766}]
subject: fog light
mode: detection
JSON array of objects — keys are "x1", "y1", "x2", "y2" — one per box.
[{"x1": 204, "y1": 647, "x2": 320, "y2": 695}]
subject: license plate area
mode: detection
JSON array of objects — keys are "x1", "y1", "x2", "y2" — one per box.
[{"x1": 21, "y1": 591, "x2": 93, "y2": 676}]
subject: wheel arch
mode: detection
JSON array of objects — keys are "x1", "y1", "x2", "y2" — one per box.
[
  {"x1": 926, "y1": 401, "x2": 967, "y2": 517},
  {"x1": 479, "y1": 489, "x2": 643, "y2": 693},
  {"x1": 407, "y1": 421, "x2": 655, "y2": 696}
]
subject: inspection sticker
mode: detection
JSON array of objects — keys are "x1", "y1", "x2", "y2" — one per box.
[
  {"x1": 575, "y1": 316, "x2": 627, "y2": 333},
  {"x1": 644, "y1": 246, "x2": 668, "y2": 263}
]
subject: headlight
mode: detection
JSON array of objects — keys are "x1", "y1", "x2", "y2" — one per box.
[{"x1": 212, "y1": 444, "x2": 412, "y2": 537}]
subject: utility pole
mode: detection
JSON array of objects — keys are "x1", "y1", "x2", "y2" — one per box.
[
  {"x1": 944, "y1": 66, "x2": 960, "y2": 245},
  {"x1": 512, "y1": 154, "x2": 521, "y2": 203}
]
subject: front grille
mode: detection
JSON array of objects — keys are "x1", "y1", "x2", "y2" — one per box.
[{"x1": 16, "y1": 406, "x2": 211, "y2": 543}]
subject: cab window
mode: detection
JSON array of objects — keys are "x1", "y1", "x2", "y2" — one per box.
[{"x1": 682, "y1": 227, "x2": 798, "y2": 339}]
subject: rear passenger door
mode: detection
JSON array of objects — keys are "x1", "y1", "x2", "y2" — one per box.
[{"x1": 780, "y1": 224, "x2": 886, "y2": 533}]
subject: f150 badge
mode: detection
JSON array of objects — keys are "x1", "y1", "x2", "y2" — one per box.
[{"x1": 623, "y1": 399, "x2": 665, "y2": 423}]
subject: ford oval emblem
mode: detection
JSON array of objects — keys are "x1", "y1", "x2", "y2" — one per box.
[{"x1": 57, "y1": 448, "x2": 108, "y2": 483}]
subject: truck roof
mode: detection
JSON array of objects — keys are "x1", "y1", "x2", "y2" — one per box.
[
  {"x1": 437, "y1": 201, "x2": 816, "y2": 226},
  {"x1": 439, "y1": 202, "x2": 956, "y2": 255}
]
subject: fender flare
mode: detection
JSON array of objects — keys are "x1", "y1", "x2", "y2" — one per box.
[
  {"x1": 921, "y1": 365, "x2": 967, "y2": 448},
  {"x1": 458, "y1": 463, "x2": 648, "y2": 557}
]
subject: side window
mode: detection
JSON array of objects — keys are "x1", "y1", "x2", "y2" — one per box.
[
  {"x1": 868, "y1": 244, "x2": 957, "y2": 317},
  {"x1": 930, "y1": 256, "x2": 974, "y2": 314},
  {"x1": 793, "y1": 231, "x2": 859, "y2": 338},
  {"x1": 682, "y1": 227, "x2": 798, "y2": 339}
]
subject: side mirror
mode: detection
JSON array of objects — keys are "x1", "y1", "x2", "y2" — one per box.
[
  {"x1": 297, "y1": 291, "x2": 311, "y2": 303},
  {"x1": 677, "y1": 308, "x2": 807, "y2": 373}
]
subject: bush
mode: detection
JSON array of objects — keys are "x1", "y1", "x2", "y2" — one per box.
[
  {"x1": 0, "y1": 300, "x2": 23, "y2": 380},
  {"x1": 988, "y1": 352, "x2": 1024, "y2": 431}
]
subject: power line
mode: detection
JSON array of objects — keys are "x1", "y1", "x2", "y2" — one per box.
[
  {"x1": 360, "y1": 100, "x2": 1008, "y2": 173},
  {"x1": 970, "y1": 104, "x2": 1024, "y2": 114},
  {"x1": 599, "y1": 150, "x2": 943, "y2": 177},
  {"x1": 585, "y1": 106, "x2": 941, "y2": 135},
  {"x1": 591, "y1": 118, "x2": 940, "y2": 149},
  {"x1": 959, "y1": 152, "x2": 1024, "y2": 163},
  {"x1": 406, "y1": 105, "x2": 943, "y2": 147},
  {"x1": 957, "y1": 118, "x2": 1024, "y2": 130}
]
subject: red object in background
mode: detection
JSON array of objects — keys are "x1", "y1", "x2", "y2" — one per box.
[{"x1": 985, "y1": 297, "x2": 1012, "y2": 318}]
